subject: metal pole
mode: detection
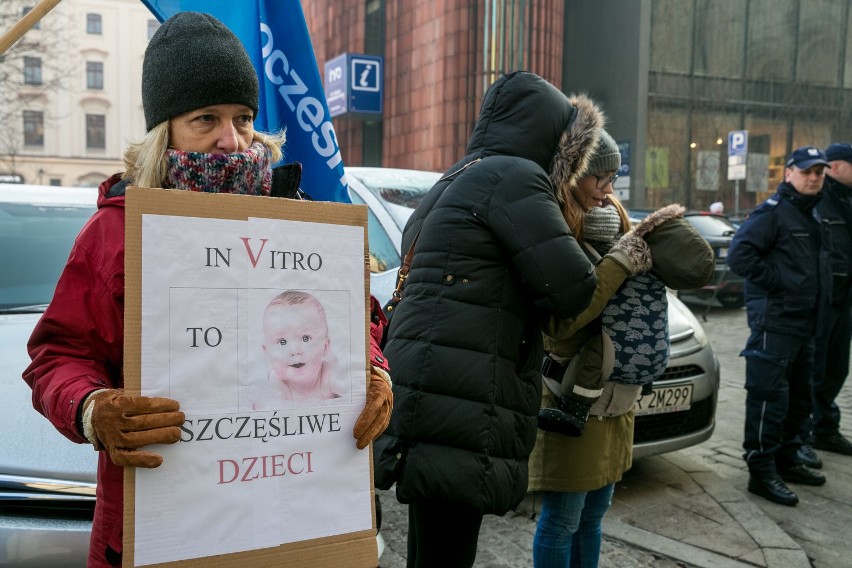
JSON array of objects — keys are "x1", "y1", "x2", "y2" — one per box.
[
  {"x1": 0, "y1": 0, "x2": 63, "y2": 56},
  {"x1": 735, "y1": 179, "x2": 740, "y2": 218}
]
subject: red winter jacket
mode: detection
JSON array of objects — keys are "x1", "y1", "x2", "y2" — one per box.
[{"x1": 22, "y1": 173, "x2": 390, "y2": 567}]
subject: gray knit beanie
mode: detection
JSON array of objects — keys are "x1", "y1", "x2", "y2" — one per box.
[
  {"x1": 582, "y1": 129, "x2": 621, "y2": 176},
  {"x1": 142, "y1": 12, "x2": 259, "y2": 131}
]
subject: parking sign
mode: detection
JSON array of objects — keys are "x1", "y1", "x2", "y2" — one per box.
[{"x1": 727, "y1": 130, "x2": 748, "y2": 181}]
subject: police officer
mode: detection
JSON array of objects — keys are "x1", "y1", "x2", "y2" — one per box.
[
  {"x1": 799, "y1": 143, "x2": 852, "y2": 461},
  {"x1": 727, "y1": 146, "x2": 829, "y2": 506}
]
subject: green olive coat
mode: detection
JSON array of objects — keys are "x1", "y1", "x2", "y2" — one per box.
[
  {"x1": 529, "y1": 205, "x2": 714, "y2": 492},
  {"x1": 529, "y1": 256, "x2": 635, "y2": 492}
]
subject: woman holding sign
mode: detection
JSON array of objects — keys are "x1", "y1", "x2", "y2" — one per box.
[{"x1": 22, "y1": 12, "x2": 392, "y2": 568}]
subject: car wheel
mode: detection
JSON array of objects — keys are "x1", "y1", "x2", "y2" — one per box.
[{"x1": 717, "y1": 292, "x2": 744, "y2": 308}]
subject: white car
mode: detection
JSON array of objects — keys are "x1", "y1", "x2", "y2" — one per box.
[{"x1": 345, "y1": 167, "x2": 443, "y2": 305}]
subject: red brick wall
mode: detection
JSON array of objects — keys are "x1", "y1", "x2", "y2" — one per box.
[
  {"x1": 302, "y1": 0, "x2": 564, "y2": 171},
  {"x1": 300, "y1": 1, "x2": 367, "y2": 166}
]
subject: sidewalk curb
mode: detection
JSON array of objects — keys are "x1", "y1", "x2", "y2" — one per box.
[{"x1": 603, "y1": 519, "x2": 757, "y2": 568}]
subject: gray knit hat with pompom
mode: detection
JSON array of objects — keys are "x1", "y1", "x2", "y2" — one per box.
[{"x1": 142, "y1": 12, "x2": 259, "y2": 131}]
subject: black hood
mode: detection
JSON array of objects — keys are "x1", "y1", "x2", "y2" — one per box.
[{"x1": 464, "y1": 71, "x2": 604, "y2": 194}]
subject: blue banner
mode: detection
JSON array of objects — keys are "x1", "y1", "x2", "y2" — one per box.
[{"x1": 140, "y1": 0, "x2": 350, "y2": 203}]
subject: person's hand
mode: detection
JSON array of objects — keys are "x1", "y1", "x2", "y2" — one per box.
[
  {"x1": 353, "y1": 367, "x2": 393, "y2": 450},
  {"x1": 85, "y1": 389, "x2": 184, "y2": 468},
  {"x1": 605, "y1": 231, "x2": 652, "y2": 276}
]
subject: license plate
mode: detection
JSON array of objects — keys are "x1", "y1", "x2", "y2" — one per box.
[
  {"x1": 717, "y1": 247, "x2": 728, "y2": 258},
  {"x1": 634, "y1": 384, "x2": 693, "y2": 416}
]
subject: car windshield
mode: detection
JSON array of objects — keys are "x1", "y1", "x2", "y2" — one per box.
[
  {"x1": 0, "y1": 200, "x2": 95, "y2": 311},
  {"x1": 347, "y1": 169, "x2": 437, "y2": 208},
  {"x1": 684, "y1": 215, "x2": 738, "y2": 237}
]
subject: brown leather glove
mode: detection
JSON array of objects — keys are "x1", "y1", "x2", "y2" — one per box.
[
  {"x1": 87, "y1": 389, "x2": 185, "y2": 468},
  {"x1": 353, "y1": 367, "x2": 393, "y2": 450}
]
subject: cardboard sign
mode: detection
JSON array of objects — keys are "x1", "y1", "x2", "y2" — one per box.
[{"x1": 124, "y1": 187, "x2": 376, "y2": 567}]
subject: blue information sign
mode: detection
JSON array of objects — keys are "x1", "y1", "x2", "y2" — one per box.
[
  {"x1": 322, "y1": 53, "x2": 383, "y2": 116},
  {"x1": 349, "y1": 55, "x2": 382, "y2": 114}
]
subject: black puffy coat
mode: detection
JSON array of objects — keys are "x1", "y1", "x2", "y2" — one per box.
[
  {"x1": 727, "y1": 182, "x2": 822, "y2": 336},
  {"x1": 374, "y1": 72, "x2": 601, "y2": 514}
]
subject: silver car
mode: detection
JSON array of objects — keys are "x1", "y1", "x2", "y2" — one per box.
[
  {"x1": 632, "y1": 289, "x2": 720, "y2": 458},
  {"x1": 352, "y1": 168, "x2": 720, "y2": 460},
  {"x1": 1, "y1": 184, "x2": 99, "y2": 567}
]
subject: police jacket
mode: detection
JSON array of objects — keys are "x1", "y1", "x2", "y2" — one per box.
[
  {"x1": 374, "y1": 71, "x2": 600, "y2": 515},
  {"x1": 816, "y1": 175, "x2": 852, "y2": 307},
  {"x1": 727, "y1": 182, "x2": 822, "y2": 336}
]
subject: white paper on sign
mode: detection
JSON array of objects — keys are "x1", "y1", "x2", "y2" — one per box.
[{"x1": 134, "y1": 214, "x2": 370, "y2": 566}]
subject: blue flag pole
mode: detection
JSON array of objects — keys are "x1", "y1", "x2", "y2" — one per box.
[{"x1": 140, "y1": 0, "x2": 351, "y2": 203}]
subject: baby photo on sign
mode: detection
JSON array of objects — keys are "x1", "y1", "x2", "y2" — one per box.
[{"x1": 240, "y1": 289, "x2": 352, "y2": 411}]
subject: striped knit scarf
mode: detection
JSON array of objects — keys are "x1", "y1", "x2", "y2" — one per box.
[
  {"x1": 583, "y1": 203, "x2": 622, "y2": 256},
  {"x1": 165, "y1": 141, "x2": 272, "y2": 196}
]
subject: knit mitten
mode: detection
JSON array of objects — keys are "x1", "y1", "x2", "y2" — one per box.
[{"x1": 605, "y1": 232, "x2": 652, "y2": 276}]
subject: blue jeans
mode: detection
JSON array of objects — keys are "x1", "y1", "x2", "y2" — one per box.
[{"x1": 533, "y1": 485, "x2": 615, "y2": 568}]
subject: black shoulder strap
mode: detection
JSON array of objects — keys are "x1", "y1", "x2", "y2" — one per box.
[{"x1": 388, "y1": 158, "x2": 481, "y2": 306}]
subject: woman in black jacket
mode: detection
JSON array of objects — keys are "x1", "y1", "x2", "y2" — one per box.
[{"x1": 375, "y1": 71, "x2": 603, "y2": 567}]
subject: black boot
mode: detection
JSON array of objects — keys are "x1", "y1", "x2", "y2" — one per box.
[
  {"x1": 779, "y1": 464, "x2": 826, "y2": 486},
  {"x1": 747, "y1": 473, "x2": 798, "y2": 506},
  {"x1": 813, "y1": 432, "x2": 852, "y2": 456}
]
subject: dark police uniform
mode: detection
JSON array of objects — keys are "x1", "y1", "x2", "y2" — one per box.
[
  {"x1": 727, "y1": 182, "x2": 822, "y2": 476},
  {"x1": 808, "y1": 172, "x2": 852, "y2": 440}
]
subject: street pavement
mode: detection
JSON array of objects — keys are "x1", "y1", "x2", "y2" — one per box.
[{"x1": 376, "y1": 302, "x2": 852, "y2": 567}]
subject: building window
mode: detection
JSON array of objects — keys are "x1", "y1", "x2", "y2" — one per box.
[
  {"x1": 87, "y1": 13, "x2": 102, "y2": 35},
  {"x1": 23, "y1": 110, "x2": 44, "y2": 146},
  {"x1": 22, "y1": 6, "x2": 41, "y2": 29},
  {"x1": 86, "y1": 114, "x2": 105, "y2": 148},
  {"x1": 86, "y1": 61, "x2": 103, "y2": 89},
  {"x1": 147, "y1": 19, "x2": 160, "y2": 40},
  {"x1": 23, "y1": 56, "x2": 42, "y2": 85},
  {"x1": 49, "y1": 178, "x2": 62, "y2": 186}
]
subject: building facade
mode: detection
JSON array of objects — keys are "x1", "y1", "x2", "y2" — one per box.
[
  {"x1": 303, "y1": 0, "x2": 565, "y2": 173},
  {"x1": 308, "y1": 0, "x2": 852, "y2": 212},
  {"x1": 643, "y1": 0, "x2": 852, "y2": 212},
  {"x1": 3, "y1": 0, "x2": 851, "y2": 211},
  {"x1": 0, "y1": 0, "x2": 152, "y2": 187}
]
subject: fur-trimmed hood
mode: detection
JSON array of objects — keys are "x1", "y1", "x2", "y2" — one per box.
[
  {"x1": 634, "y1": 203, "x2": 686, "y2": 238},
  {"x1": 463, "y1": 72, "x2": 604, "y2": 196},
  {"x1": 549, "y1": 95, "x2": 605, "y2": 192}
]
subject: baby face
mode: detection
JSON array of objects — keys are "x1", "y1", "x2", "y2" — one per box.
[{"x1": 262, "y1": 302, "x2": 330, "y2": 388}]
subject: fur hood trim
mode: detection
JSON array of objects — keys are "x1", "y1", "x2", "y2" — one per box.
[
  {"x1": 548, "y1": 94, "x2": 605, "y2": 195},
  {"x1": 634, "y1": 204, "x2": 686, "y2": 238}
]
